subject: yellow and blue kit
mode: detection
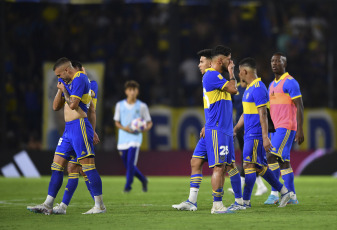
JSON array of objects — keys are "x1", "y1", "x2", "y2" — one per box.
[
  {"x1": 202, "y1": 68, "x2": 235, "y2": 168},
  {"x1": 55, "y1": 72, "x2": 95, "y2": 163},
  {"x1": 242, "y1": 78, "x2": 269, "y2": 166}
]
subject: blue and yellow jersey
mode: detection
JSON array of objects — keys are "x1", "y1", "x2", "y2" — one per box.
[
  {"x1": 202, "y1": 68, "x2": 233, "y2": 135},
  {"x1": 68, "y1": 71, "x2": 92, "y2": 114},
  {"x1": 90, "y1": 80, "x2": 98, "y2": 110},
  {"x1": 242, "y1": 78, "x2": 269, "y2": 140}
]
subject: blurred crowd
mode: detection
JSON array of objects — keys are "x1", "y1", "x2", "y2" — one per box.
[{"x1": 3, "y1": 1, "x2": 331, "y2": 150}]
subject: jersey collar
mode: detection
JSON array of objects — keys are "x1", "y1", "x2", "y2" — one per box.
[
  {"x1": 246, "y1": 78, "x2": 261, "y2": 90},
  {"x1": 274, "y1": 72, "x2": 289, "y2": 83},
  {"x1": 72, "y1": 71, "x2": 85, "y2": 80},
  {"x1": 205, "y1": 68, "x2": 216, "y2": 72}
]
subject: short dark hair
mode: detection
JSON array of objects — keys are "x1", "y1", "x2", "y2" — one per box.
[
  {"x1": 211, "y1": 45, "x2": 231, "y2": 58},
  {"x1": 197, "y1": 49, "x2": 212, "y2": 59},
  {"x1": 239, "y1": 57, "x2": 256, "y2": 69},
  {"x1": 273, "y1": 52, "x2": 286, "y2": 58},
  {"x1": 124, "y1": 80, "x2": 139, "y2": 90},
  {"x1": 71, "y1": 60, "x2": 83, "y2": 70},
  {"x1": 53, "y1": 57, "x2": 70, "y2": 71}
]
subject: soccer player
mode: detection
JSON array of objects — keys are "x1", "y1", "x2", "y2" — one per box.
[
  {"x1": 234, "y1": 57, "x2": 293, "y2": 207},
  {"x1": 172, "y1": 49, "x2": 212, "y2": 211},
  {"x1": 200, "y1": 45, "x2": 242, "y2": 213},
  {"x1": 229, "y1": 81, "x2": 268, "y2": 196},
  {"x1": 52, "y1": 61, "x2": 100, "y2": 214},
  {"x1": 264, "y1": 53, "x2": 304, "y2": 205},
  {"x1": 114, "y1": 80, "x2": 153, "y2": 193},
  {"x1": 27, "y1": 57, "x2": 106, "y2": 215}
]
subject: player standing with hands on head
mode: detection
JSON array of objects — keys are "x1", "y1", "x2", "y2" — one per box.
[
  {"x1": 114, "y1": 80, "x2": 153, "y2": 193},
  {"x1": 264, "y1": 53, "x2": 304, "y2": 205},
  {"x1": 234, "y1": 57, "x2": 293, "y2": 208},
  {"x1": 200, "y1": 45, "x2": 243, "y2": 213}
]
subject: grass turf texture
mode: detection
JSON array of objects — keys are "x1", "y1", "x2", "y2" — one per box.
[{"x1": 1, "y1": 176, "x2": 336, "y2": 230}]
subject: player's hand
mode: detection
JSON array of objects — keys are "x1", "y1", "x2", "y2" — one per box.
[
  {"x1": 57, "y1": 82, "x2": 65, "y2": 91},
  {"x1": 124, "y1": 126, "x2": 136, "y2": 134},
  {"x1": 93, "y1": 132, "x2": 100, "y2": 145},
  {"x1": 200, "y1": 127, "x2": 205, "y2": 138},
  {"x1": 227, "y1": 60, "x2": 235, "y2": 73},
  {"x1": 233, "y1": 126, "x2": 238, "y2": 139},
  {"x1": 295, "y1": 129, "x2": 304, "y2": 145},
  {"x1": 263, "y1": 137, "x2": 273, "y2": 153}
]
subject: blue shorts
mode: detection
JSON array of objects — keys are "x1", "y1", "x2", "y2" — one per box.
[
  {"x1": 204, "y1": 129, "x2": 235, "y2": 168},
  {"x1": 192, "y1": 138, "x2": 208, "y2": 161},
  {"x1": 270, "y1": 128, "x2": 296, "y2": 162},
  {"x1": 243, "y1": 139, "x2": 268, "y2": 167},
  {"x1": 55, "y1": 118, "x2": 95, "y2": 164}
]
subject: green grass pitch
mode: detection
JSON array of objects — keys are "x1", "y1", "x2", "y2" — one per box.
[{"x1": 1, "y1": 176, "x2": 337, "y2": 230}]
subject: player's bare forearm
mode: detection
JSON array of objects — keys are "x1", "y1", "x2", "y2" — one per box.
[
  {"x1": 115, "y1": 121, "x2": 133, "y2": 133},
  {"x1": 53, "y1": 89, "x2": 65, "y2": 111},
  {"x1": 234, "y1": 114, "x2": 244, "y2": 135},
  {"x1": 258, "y1": 106, "x2": 269, "y2": 139},
  {"x1": 293, "y1": 97, "x2": 305, "y2": 144},
  {"x1": 258, "y1": 106, "x2": 272, "y2": 152},
  {"x1": 62, "y1": 90, "x2": 80, "y2": 110},
  {"x1": 87, "y1": 101, "x2": 96, "y2": 130}
]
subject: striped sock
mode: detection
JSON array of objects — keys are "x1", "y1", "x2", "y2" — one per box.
[
  {"x1": 82, "y1": 164, "x2": 102, "y2": 196},
  {"x1": 212, "y1": 187, "x2": 224, "y2": 202},
  {"x1": 83, "y1": 175, "x2": 94, "y2": 200},
  {"x1": 259, "y1": 167, "x2": 283, "y2": 192},
  {"x1": 48, "y1": 162, "x2": 64, "y2": 198},
  {"x1": 281, "y1": 168, "x2": 295, "y2": 193},
  {"x1": 228, "y1": 167, "x2": 243, "y2": 199},
  {"x1": 268, "y1": 163, "x2": 280, "y2": 194},
  {"x1": 62, "y1": 173, "x2": 79, "y2": 205},
  {"x1": 189, "y1": 174, "x2": 202, "y2": 203},
  {"x1": 243, "y1": 168, "x2": 256, "y2": 201}
]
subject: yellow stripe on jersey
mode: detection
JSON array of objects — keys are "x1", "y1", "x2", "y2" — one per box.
[
  {"x1": 243, "y1": 102, "x2": 258, "y2": 114},
  {"x1": 203, "y1": 89, "x2": 231, "y2": 109},
  {"x1": 80, "y1": 93, "x2": 92, "y2": 105}
]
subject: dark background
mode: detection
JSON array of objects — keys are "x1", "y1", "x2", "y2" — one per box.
[{"x1": 1, "y1": 0, "x2": 336, "y2": 151}]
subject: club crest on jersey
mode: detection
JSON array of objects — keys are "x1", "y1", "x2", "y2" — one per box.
[
  {"x1": 217, "y1": 74, "x2": 223, "y2": 80},
  {"x1": 246, "y1": 93, "x2": 249, "y2": 99}
]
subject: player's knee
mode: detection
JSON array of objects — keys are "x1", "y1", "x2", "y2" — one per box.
[
  {"x1": 67, "y1": 163, "x2": 80, "y2": 174},
  {"x1": 257, "y1": 166, "x2": 268, "y2": 176},
  {"x1": 191, "y1": 158, "x2": 203, "y2": 171},
  {"x1": 280, "y1": 161, "x2": 291, "y2": 169}
]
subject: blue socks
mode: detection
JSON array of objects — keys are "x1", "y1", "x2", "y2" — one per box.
[
  {"x1": 268, "y1": 163, "x2": 280, "y2": 192},
  {"x1": 281, "y1": 168, "x2": 295, "y2": 193},
  {"x1": 83, "y1": 175, "x2": 94, "y2": 199},
  {"x1": 260, "y1": 167, "x2": 283, "y2": 192},
  {"x1": 243, "y1": 168, "x2": 256, "y2": 201},
  {"x1": 190, "y1": 174, "x2": 203, "y2": 188},
  {"x1": 228, "y1": 167, "x2": 242, "y2": 199},
  {"x1": 62, "y1": 173, "x2": 79, "y2": 205},
  {"x1": 48, "y1": 162, "x2": 64, "y2": 197},
  {"x1": 212, "y1": 187, "x2": 224, "y2": 202},
  {"x1": 82, "y1": 164, "x2": 102, "y2": 196}
]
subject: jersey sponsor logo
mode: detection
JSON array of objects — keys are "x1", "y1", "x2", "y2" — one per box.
[{"x1": 217, "y1": 74, "x2": 223, "y2": 80}]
